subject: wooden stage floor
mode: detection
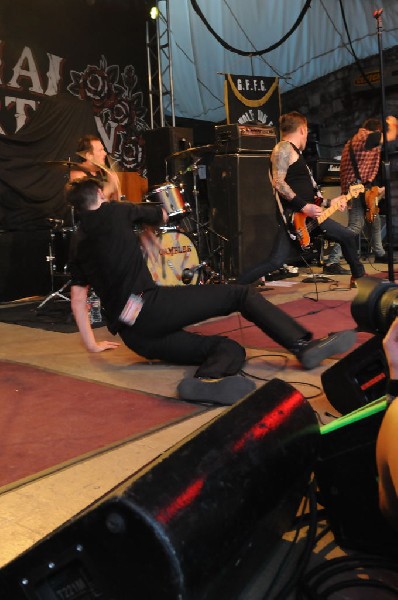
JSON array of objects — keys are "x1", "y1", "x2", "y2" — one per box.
[{"x1": 0, "y1": 259, "x2": 396, "y2": 599}]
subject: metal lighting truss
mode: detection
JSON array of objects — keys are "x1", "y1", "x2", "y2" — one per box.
[{"x1": 146, "y1": 0, "x2": 175, "y2": 128}]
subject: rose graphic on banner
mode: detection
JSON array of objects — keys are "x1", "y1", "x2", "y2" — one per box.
[
  {"x1": 224, "y1": 74, "x2": 281, "y2": 126},
  {"x1": 67, "y1": 55, "x2": 149, "y2": 171}
]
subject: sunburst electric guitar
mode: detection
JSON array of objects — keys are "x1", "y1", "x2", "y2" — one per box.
[
  {"x1": 288, "y1": 183, "x2": 364, "y2": 250},
  {"x1": 364, "y1": 186, "x2": 384, "y2": 223}
]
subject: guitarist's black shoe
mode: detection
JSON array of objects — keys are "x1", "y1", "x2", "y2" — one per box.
[
  {"x1": 374, "y1": 254, "x2": 389, "y2": 263},
  {"x1": 323, "y1": 263, "x2": 350, "y2": 275},
  {"x1": 293, "y1": 330, "x2": 356, "y2": 370}
]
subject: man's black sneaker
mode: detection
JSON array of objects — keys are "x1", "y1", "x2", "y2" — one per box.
[
  {"x1": 323, "y1": 263, "x2": 351, "y2": 275},
  {"x1": 296, "y1": 330, "x2": 356, "y2": 370}
]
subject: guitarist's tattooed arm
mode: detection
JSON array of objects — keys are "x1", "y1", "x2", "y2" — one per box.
[{"x1": 271, "y1": 141, "x2": 297, "y2": 200}]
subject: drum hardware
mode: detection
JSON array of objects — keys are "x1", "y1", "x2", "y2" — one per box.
[
  {"x1": 36, "y1": 278, "x2": 71, "y2": 310},
  {"x1": 164, "y1": 144, "x2": 217, "y2": 162},
  {"x1": 181, "y1": 261, "x2": 208, "y2": 284},
  {"x1": 41, "y1": 160, "x2": 88, "y2": 171},
  {"x1": 161, "y1": 145, "x2": 229, "y2": 282},
  {"x1": 185, "y1": 216, "x2": 229, "y2": 284},
  {"x1": 41, "y1": 160, "x2": 93, "y2": 185},
  {"x1": 47, "y1": 217, "x2": 64, "y2": 229},
  {"x1": 37, "y1": 220, "x2": 73, "y2": 310},
  {"x1": 165, "y1": 148, "x2": 214, "y2": 255}
]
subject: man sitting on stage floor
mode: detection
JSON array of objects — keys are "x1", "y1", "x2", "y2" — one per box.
[{"x1": 66, "y1": 177, "x2": 356, "y2": 404}]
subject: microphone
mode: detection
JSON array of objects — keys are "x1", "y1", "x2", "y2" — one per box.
[{"x1": 181, "y1": 262, "x2": 207, "y2": 284}]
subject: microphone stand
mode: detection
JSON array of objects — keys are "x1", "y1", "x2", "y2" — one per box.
[{"x1": 374, "y1": 8, "x2": 394, "y2": 282}]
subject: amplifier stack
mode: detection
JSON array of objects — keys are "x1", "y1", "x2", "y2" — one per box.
[
  {"x1": 208, "y1": 124, "x2": 278, "y2": 278},
  {"x1": 215, "y1": 124, "x2": 277, "y2": 154}
]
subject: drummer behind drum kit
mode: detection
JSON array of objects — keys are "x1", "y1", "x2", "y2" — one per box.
[{"x1": 37, "y1": 146, "x2": 225, "y2": 310}]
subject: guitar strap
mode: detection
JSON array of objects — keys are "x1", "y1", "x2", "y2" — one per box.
[
  {"x1": 348, "y1": 140, "x2": 369, "y2": 212},
  {"x1": 268, "y1": 168, "x2": 289, "y2": 225},
  {"x1": 348, "y1": 141, "x2": 362, "y2": 183},
  {"x1": 289, "y1": 142, "x2": 323, "y2": 202},
  {"x1": 268, "y1": 166, "x2": 299, "y2": 242}
]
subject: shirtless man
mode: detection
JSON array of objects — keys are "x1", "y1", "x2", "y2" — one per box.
[{"x1": 69, "y1": 134, "x2": 121, "y2": 201}]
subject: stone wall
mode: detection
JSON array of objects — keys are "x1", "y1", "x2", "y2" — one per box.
[
  {"x1": 282, "y1": 45, "x2": 398, "y2": 245},
  {"x1": 281, "y1": 45, "x2": 398, "y2": 157}
]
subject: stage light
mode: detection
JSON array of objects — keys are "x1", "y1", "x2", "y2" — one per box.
[{"x1": 149, "y1": 6, "x2": 159, "y2": 19}]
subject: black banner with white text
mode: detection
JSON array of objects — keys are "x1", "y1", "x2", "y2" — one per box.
[{"x1": 224, "y1": 74, "x2": 280, "y2": 126}]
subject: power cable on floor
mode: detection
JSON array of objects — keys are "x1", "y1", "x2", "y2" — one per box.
[
  {"x1": 299, "y1": 553, "x2": 398, "y2": 599},
  {"x1": 264, "y1": 476, "x2": 319, "y2": 600}
]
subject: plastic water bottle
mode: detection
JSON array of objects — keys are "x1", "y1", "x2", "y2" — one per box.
[{"x1": 87, "y1": 290, "x2": 102, "y2": 324}]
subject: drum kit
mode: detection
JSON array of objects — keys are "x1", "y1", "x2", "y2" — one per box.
[
  {"x1": 37, "y1": 144, "x2": 226, "y2": 308},
  {"x1": 142, "y1": 143, "x2": 228, "y2": 285}
]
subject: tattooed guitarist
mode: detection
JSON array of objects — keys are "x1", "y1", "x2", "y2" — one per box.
[{"x1": 237, "y1": 112, "x2": 365, "y2": 288}]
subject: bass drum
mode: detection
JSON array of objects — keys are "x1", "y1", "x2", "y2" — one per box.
[{"x1": 141, "y1": 228, "x2": 200, "y2": 286}]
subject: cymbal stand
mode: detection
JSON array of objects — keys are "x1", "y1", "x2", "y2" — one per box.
[
  {"x1": 187, "y1": 216, "x2": 229, "y2": 284},
  {"x1": 37, "y1": 225, "x2": 71, "y2": 310},
  {"x1": 205, "y1": 223, "x2": 228, "y2": 284},
  {"x1": 37, "y1": 278, "x2": 71, "y2": 310},
  {"x1": 191, "y1": 162, "x2": 202, "y2": 247}
]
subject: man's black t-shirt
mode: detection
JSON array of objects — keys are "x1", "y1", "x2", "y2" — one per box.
[
  {"x1": 69, "y1": 201, "x2": 163, "y2": 333},
  {"x1": 285, "y1": 153, "x2": 314, "y2": 208}
]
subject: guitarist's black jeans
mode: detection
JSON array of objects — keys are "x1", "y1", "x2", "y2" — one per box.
[{"x1": 237, "y1": 217, "x2": 365, "y2": 284}]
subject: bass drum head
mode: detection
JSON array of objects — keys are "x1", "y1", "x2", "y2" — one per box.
[{"x1": 143, "y1": 229, "x2": 200, "y2": 286}]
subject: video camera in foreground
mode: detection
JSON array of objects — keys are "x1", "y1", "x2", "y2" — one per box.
[{"x1": 351, "y1": 276, "x2": 398, "y2": 336}]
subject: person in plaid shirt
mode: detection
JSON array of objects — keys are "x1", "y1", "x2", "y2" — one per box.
[{"x1": 324, "y1": 116, "x2": 397, "y2": 276}]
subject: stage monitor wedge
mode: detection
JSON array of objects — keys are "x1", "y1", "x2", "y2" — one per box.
[
  {"x1": 0, "y1": 379, "x2": 319, "y2": 600},
  {"x1": 321, "y1": 335, "x2": 388, "y2": 415}
]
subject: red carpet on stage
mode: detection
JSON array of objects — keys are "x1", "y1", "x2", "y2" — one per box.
[
  {"x1": 0, "y1": 362, "x2": 203, "y2": 491},
  {"x1": 189, "y1": 298, "x2": 373, "y2": 352}
]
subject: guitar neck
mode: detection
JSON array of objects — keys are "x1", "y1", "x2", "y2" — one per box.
[
  {"x1": 316, "y1": 200, "x2": 345, "y2": 225},
  {"x1": 316, "y1": 189, "x2": 359, "y2": 225}
]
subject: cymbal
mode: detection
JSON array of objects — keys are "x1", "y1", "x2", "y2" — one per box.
[
  {"x1": 41, "y1": 160, "x2": 87, "y2": 170},
  {"x1": 165, "y1": 144, "x2": 216, "y2": 161}
]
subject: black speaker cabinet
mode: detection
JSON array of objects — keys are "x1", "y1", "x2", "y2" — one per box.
[
  {"x1": 143, "y1": 127, "x2": 194, "y2": 187},
  {"x1": 207, "y1": 154, "x2": 279, "y2": 278}
]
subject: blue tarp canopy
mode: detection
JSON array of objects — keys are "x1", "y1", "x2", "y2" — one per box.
[{"x1": 166, "y1": 0, "x2": 398, "y2": 121}]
